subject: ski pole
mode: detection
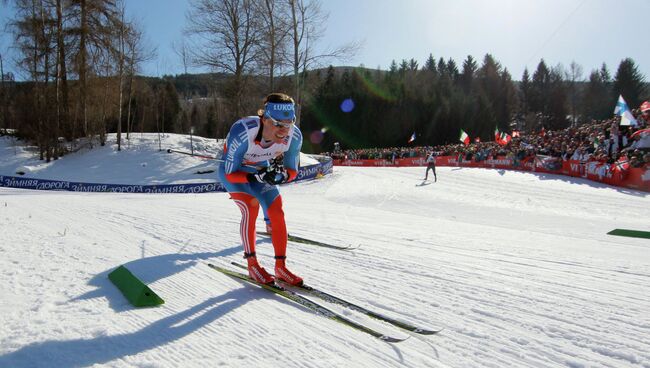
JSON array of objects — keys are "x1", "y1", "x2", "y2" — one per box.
[
  {"x1": 166, "y1": 148, "x2": 219, "y2": 160},
  {"x1": 166, "y1": 148, "x2": 263, "y2": 169}
]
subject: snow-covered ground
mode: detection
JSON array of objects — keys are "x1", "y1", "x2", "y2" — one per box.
[
  {"x1": 1, "y1": 134, "x2": 649, "y2": 368},
  {"x1": 0, "y1": 133, "x2": 318, "y2": 185}
]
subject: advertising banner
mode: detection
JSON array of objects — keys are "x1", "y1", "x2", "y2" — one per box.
[{"x1": 0, "y1": 157, "x2": 334, "y2": 193}]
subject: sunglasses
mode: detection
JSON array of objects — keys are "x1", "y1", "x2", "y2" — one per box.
[{"x1": 265, "y1": 114, "x2": 295, "y2": 129}]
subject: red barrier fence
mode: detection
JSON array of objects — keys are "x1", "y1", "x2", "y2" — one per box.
[{"x1": 333, "y1": 156, "x2": 650, "y2": 192}]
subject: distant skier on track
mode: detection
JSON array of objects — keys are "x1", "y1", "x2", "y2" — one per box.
[
  {"x1": 217, "y1": 93, "x2": 304, "y2": 286},
  {"x1": 424, "y1": 151, "x2": 437, "y2": 182}
]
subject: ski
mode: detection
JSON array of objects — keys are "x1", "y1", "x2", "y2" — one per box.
[
  {"x1": 231, "y1": 262, "x2": 441, "y2": 335},
  {"x1": 256, "y1": 231, "x2": 359, "y2": 251},
  {"x1": 207, "y1": 263, "x2": 407, "y2": 343}
]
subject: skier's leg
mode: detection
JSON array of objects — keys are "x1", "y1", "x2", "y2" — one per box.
[
  {"x1": 260, "y1": 193, "x2": 303, "y2": 286},
  {"x1": 230, "y1": 192, "x2": 273, "y2": 284}
]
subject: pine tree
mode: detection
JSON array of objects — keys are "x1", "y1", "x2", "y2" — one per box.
[
  {"x1": 423, "y1": 53, "x2": 436, "y2": 74},
  {"x1": 530, "y1": 59, "x2": 551, "y2": 115},
  {"x1": 613, "y1": 58, "x2": 646, "y2": 108},
  {"x1": 520, "y1": 68, "x2": 531, "y2": 114},
  {"x1": 460, "y1": 55, "x2": 477, "y2": 94},
  {"x1": 582, "y1": 69, "x2": 611, "y2": 120}
]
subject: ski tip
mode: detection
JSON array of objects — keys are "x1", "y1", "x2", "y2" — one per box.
[
  {"x1": 381, "y1": 335, "x2": 410, "y2": 343},
  {"x1": 414, "y1": 328, "x2": 444, "y2": 335}
]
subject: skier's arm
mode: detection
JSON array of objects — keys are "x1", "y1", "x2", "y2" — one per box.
[
  {"x1": 283, "y1": 127, "x2": 303, "y2": 182},
  {"x1": 223, "y1": 122, "x2": 252, "y2": 183}
]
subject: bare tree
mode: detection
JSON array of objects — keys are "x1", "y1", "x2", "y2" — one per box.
[
  {"x1": 116, "y1": 1, "x2": 126, "y2": 150},
  {"x1": 171, "y1": 38, "x2": 190, "y2": 75},
  {"x1": 255, "y1": 0, "x2": 290, "y2": 90},
  {"x1": 11, "y1": 0, "x2": 57, "y2": 159},
  {"x1": 565, "y1": 61, "x2": 583, "y2": 126},
  {"x1": 67, "y1": 0, "x2": 120, "y2": 143},
  {"x1": 125, "y1": 22, "x2": 156, "y2": 140},
  {"x1": 286, "y1": 0, "x2": 359, "y2": 124},
  {"x1": 185, "y1": 0, "x2": 261, "y2": 118},
  {"x1": 0, "y1": 46, "x2": 6, "y2": 129},
  {"x1": 37, "y1": 0, "x2": 55, "y2": 160},
  {"x1": 52, "y1": 0, "x2": 68, "y2": 158},
  {"x1": 0, "y1": 0, "x2": 10, "y2": 131}
]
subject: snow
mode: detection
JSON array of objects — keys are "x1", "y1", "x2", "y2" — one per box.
[
  {"x1": 0, "y1": 134, "x2": 319, "y2": 184},
  {"x1": 1, "y1": 134, "x2": 649, "y2": 368}
]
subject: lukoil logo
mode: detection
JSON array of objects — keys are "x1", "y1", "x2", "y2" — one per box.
[{"x1": 272, "y1": 104, "x2": 294, "y2": 111}]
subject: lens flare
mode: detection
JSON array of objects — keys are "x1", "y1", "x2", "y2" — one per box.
[
  {"x1": 340, "y1": 98, "x2": 355, "y2": 113},
  {"x1": 355, "y1": 69, "x2": 397, "y2": 102},
  {"x1": 308, "y1": 103, "x2": 362, "y2": 148},
  {"x1": 310, "y1": 130, "x2": 324, "y2": 144}
]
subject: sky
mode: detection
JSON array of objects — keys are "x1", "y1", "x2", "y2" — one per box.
[{"x1": 1, "y1": 0, "x2": 649, "y2": 80}]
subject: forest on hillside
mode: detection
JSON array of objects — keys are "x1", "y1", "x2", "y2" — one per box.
[{"x1": 0, "y1": 0, "x2": 647, "y2": 157}]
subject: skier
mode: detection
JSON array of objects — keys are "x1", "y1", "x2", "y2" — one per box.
[
  {"x1": 217, "y1": 93, "x2": 303, "y2": 286},
  {"x1": 424, "y1": 151, "x2": 437, "y2": 182}
]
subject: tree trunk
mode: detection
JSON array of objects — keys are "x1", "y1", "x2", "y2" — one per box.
[
  {"x1": 289, "y1": 0, "x2": 302, "y2": 125},
  {"x1": 0, "y1": 52, "x2": 5, "y2": 129},
  {"x1": 99, "y1": 62, "x2": 110, "y2": 146},
  {"x1": 55, "y1": 0, "x2": 68, "y2": 159},
  {"x1": 80, "y1": 0, "x2": 88, "y2": 139},
  {"x1": 40, "y1": 2, "x2": 53, "y2": 162},
  {"x1": 125, "y1": 48, "x2": 135, "y2": 140},
  {"x1": 116, "y1": 11, "x2": 125, "y2": 151}
]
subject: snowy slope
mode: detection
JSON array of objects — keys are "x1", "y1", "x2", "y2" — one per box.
[
  {"x1": 1, "y1": 135, "x2": 649, "y2": 368},
  {"x1": 0, "y1": 134, "x2": 319, "y2": 184}
]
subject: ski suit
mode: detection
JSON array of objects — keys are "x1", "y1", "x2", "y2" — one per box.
[
  {"x1": 425, "y1": 153, "x2": 437, "y2": 181},
  {"x1": 217, "y1": 116, "x2": 303, "y2": 259}
]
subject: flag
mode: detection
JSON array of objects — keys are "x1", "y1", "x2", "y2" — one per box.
[
  {"x1": 407, "y1": 132, "x2": 416, "y2": 143},
  {"x1": 614, "y1": 95, "x2": 629, "y2": 115},
  {"x1": 459, "y1": 129, "x2": 470, "y2": 146},
  {"x1": 497, "y1": 131, "x2": 511, "y2": 146},
  {"x1": 620, "y1": 110, "x2": 638, "y2": 126},
  {"x1": 614, "y1": 95, "x2": 638, "y2": 127},
  {"x1": 495, "y1": 127, "x2": 511, "y2": 145},
  {"x1": 540, "y1": 127, "x2": 546, "y2": 137},
  {"x1": 611, "y1": 157, "x2": 631, "y2": 180},
  {"x1": 501, "y1": 132, "x2": 512, "y2": 145},
  {"x1": 534, "y1": 155, "x2": 561, "y2": 171},
  {"x1": 613, "y1": 158, "x2": 630, "y2": 172}
]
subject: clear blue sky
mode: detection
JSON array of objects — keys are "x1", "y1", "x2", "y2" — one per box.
[{"x1": 1, "y1": 0, "x2": 649, "y2": 80}]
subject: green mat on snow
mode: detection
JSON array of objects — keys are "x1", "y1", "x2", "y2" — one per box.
[
  {"x1": 108, "y1": 265, "x2": 165, "y2": 307},
  {"x1": 607, "y1": 229, "x2": 650, "y2": 239}
]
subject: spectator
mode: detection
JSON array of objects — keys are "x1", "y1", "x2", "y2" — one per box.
[{"x1": 322, "y1": 112, "x2": 648, "y2": 171}]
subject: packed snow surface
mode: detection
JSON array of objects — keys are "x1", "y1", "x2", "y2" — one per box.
[{"x1": 1, "y1": 134, "x2": 649, "y2": 367}]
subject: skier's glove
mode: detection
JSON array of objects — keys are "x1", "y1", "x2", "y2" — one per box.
[
  {"x1": 247, "y1": 166, "x2": 288, "y2": 185},
  {"x1": 267, "y1": 158, "x2": 289, "y2": 185},
  {"x1": 266, "y1": 167, "x2": 289, "y2": 185},
  {"x1": 247, "y1": 167, "x2": 274, "y2": 184}
]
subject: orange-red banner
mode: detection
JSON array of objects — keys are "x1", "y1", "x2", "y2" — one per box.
[{"x1": 333, "y1": 156, "x2": 650, "y2": 192}]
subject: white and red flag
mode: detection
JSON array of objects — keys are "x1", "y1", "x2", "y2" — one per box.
[{"x1": 459, "y1": 129, "x2": 470, "y2": 146}]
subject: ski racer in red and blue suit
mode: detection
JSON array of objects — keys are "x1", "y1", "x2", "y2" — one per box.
[{"x1": 217, "y1": 93, "x2": 303, "y2": 286}]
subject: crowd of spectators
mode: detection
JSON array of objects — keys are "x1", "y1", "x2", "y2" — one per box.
[{"x1": 323, "y1": 109, "x2": 650, "y2": 169}]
